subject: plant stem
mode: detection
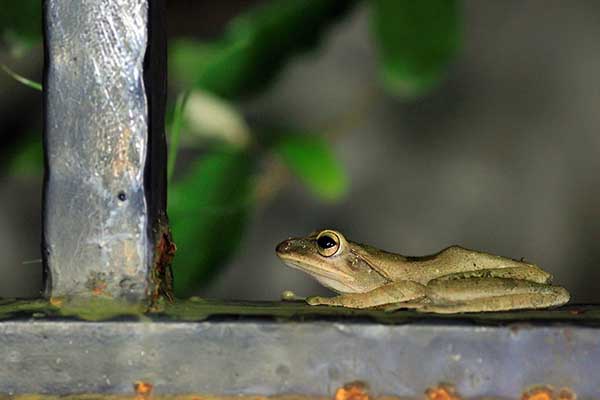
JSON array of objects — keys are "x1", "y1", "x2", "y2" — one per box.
[
  {"x1": 1, "y1": 64, "x2": 42, "y2": 91},
  {"x1": 167, "y1": 90, "x2": 191, "y2": 183}
]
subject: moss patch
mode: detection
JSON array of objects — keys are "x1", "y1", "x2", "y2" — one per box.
[
  {"x1": 158, "y1": 299, "x2": 600, "y2": 325},
  {"x1": 0, "y1": 297, "x2": 599, "y2": 325},
  {"x1": 0, "y1": 298, "x2": 50, "y2": 320}
]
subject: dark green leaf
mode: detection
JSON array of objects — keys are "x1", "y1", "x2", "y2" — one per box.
[
  {"x1": 168, "y1": 147, "x2": 256, "y2": 297},
  {"x1": 3, "y1": 135, "x2": 43, "y2": 177},
  {"x1": 170, "y1": 40, "x2": 249, "y2": 98},
  {"x1": 371, "y1": 0, "x2": 461, "y2": 98},
  {"x1": 169, "y1": 0, "x2": 358, "y2": 99},
  {"x1": 274, "y1": 134, "x2": 348, "y2": 201},
  {"x1": 0, "y1": 0, "x2": 42, "y2": 54}
]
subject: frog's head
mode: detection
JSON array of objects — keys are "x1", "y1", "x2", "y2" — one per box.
[{"x1": 276, "y1": 229, "x2": 389, "y2": 293}]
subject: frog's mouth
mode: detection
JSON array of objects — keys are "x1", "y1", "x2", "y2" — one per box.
[
  {"x1": 278, "y1": 256, "x2": 354, "y2": 281},
  {"x1": 281, "y1": 260, "x2": 359, "y2": 294}
]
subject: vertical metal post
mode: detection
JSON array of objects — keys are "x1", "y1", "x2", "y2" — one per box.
[{"x1": 42, "y1": 0, "x2": 172, "y2": 302}]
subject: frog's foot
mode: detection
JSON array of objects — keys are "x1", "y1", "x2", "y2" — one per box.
[
  {"x1": 305, "y1": 295, "x2": 374, "y2": 309},
  {"x1": 306, "y1": 296, "x2": 334, "y2": 306},
  {"x1": 383, "y1": 299, "x2": 431, "y2": 313}
]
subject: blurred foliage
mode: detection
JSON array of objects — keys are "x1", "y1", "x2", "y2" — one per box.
[
  {"x1": 182, "y1": 90, "x2": 251, "y2": 148},
  {"x1": 2, "y1": 0, "x2": 462, "y2": 296},
  {"x1": 169, "y1": 0, "x2": 358, "y2": 98},
  {"x1": 0, "y1": 0, "x2": 42, "y2": 55},
  {"x1": 168, "y1": 147, "x2": 256, "y2": 297},
  {"x1": 4, "y1": 134, "x2": 43, "y2": 177},
  {"x1": 274, "y1": 134, "x2": 348, "y2": 202},
  {"x1": 371, "y1": 0, "x2": 460, "y2": 97}
]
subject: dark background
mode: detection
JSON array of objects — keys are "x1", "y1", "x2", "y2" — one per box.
[{"x1": 1, "y1": 1, "x2": 599, "y2": 302}]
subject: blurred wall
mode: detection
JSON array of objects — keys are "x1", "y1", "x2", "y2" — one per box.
[{"x1": 2, "y1": 1, "x2": 600, "y2": 302}]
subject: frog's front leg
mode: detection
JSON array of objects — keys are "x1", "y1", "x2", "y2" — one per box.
[{"x1": 307, "y1": 280, "x2": 427, "y2": 309}]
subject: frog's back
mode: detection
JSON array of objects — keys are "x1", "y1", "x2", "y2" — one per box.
[
  {"x1": 349, "y1": 241, "x2": 415, "y2": 281},
  {"x1": 410, "y1": 245, "x2": 550, "y2": 283},
  {"x1": 352, "y1": 243, "x2": 548, "y2": 285}
]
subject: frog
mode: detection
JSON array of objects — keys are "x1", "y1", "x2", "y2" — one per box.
[{"x1": 275, "y1": 229, "x2": 570, "y2": 313}]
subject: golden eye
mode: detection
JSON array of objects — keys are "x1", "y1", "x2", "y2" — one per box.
[{"x1": 316, "y1": 231, "x2": 340, "y2": 257}]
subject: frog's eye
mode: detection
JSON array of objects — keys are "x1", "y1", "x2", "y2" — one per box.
[{"x1": 316, "y1": 231, "x2": 341, "y2": 257}]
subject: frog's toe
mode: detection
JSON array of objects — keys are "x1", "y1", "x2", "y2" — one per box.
[
  {"x1": 306, "y1": 296, "x2": 325, "y2": 306},
  {"x1": 384, "y1": 300, "x2": 427, "y2": 313}
]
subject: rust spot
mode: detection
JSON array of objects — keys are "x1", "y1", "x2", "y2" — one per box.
[
  {"x1": 569, "y1": 309, "x2": 585, "y2": 315},
  {"x1": 557, "y1": 387, "x2": 577, "y2": 400},
  {"x1": 510, "y1": 325, "x2": 521, "y2": 334},
  {"x1": 92, "y1": 280, "x2": 108, "y2": 296},
  {"x1": 149, "y1": 213, "x2": 176, "y2": 308},
  {"x1": 562, "y1": 328, "x2": 574, "y2": 346},
  {"x1": 522, "y1": 386, "x2": 553, "y2": 400},
  {"x1": 334, "y1": 381, "x2": 370, "y2": 400},
  {"x1": 522, "y1": 386, "x2": 577, "y2": 400},
  {"x1": 49, "y1": 297, "x2": 63, "y2": 307},
  {"x1": 134, "y1": 380, "x2": 153, "y2": 399},
  {"x1": 425, "y1": 384, "x2": 462, "y2": 400},
  {"x1": 85, "y1": 272, "x2": 111, "y2": 298}
]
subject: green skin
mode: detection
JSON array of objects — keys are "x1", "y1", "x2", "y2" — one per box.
[{"x1": 275, "y1": 230, "x2": 570, "y2": 313}]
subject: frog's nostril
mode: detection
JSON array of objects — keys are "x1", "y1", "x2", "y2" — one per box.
[{"x1": 276, "y1": 240, "x2": 291, "y2": 254}]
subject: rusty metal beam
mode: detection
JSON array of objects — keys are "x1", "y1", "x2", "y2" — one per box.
[
  {"x1": 0, "y1": 314, "x2": 597, "y2": 397},
  {"x1": 42, "y1": 0, "x2": 171, "y2": 301},
  {"x1": 0, "y1": 300, "x2": 596, "y2": 396}
]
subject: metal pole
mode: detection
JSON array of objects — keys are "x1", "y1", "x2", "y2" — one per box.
[{"x1": 42, "y1": 0, "x2": 172, "y2": 302}]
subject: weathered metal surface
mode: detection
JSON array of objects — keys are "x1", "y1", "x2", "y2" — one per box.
[
  {"x1": 42, "y1": 0, "x2": 169, "y2": 300},
  {"x1": 0, "y1": 382, "x2": 494, "y2": 400},
  {"x1": 0, "y1": 317, "x2": 597, "y2": 397}
]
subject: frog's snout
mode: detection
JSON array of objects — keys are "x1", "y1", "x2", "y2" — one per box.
[{"x1": 276, "y1": 239, "x2": 293, "y2": 255}]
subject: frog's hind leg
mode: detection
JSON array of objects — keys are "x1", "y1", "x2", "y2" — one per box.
[
  {"x1": 419, "y1": 290, "x2": 569, "y2": 314},
  {"x1": 421, "y1": 277, "x2": 569, "y2": 314},
  {"x1": 433, "y1": 266, "x2": 552, "y2": 284},
  {"x1": 439, "y1": 246, "x2": 550, "y2": 279},
  {"x1": 306, "y1": 280, "x2": 427, "y2": 309}
]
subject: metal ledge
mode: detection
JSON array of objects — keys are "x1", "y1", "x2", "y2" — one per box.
[{"x1": 0, "y1": 300, "x2": 599, "y2": 397}]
